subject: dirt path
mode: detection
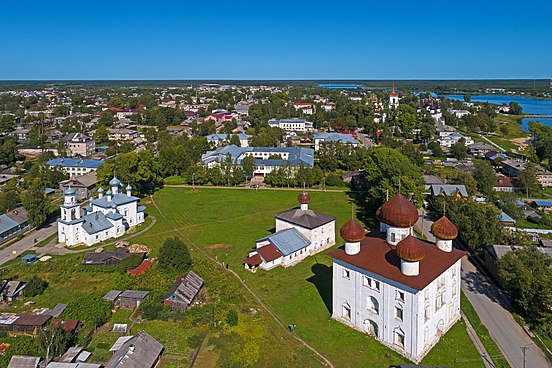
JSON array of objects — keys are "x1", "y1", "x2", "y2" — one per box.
[{"x1": 149, "y1": 195, "x2": 333, "y2": 368}]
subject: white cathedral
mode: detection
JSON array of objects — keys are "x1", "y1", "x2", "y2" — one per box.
[
  {"x1": 58, "y1": 177, "x2": 145, "y2": 246},
  {"x1": 330, "y1": 193, "x2": 466, "y2": 363}
]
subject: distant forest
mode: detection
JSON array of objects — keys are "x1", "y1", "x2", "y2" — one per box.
[{"x1": 0, "y1": 79, "x2": 549, "y2": 93}]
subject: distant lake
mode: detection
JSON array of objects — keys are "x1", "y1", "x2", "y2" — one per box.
[
  {"x1": 318, "y1": 83, "x2": 361, "y2": 89},
  {"x1": 444, "y1": 94, "x2": 552, "y2": 131}
]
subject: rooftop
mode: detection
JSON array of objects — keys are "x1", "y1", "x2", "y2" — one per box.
[
  {"x1": 257, "y1": 228, "x2": 310, "y2": 256},
  {"x1": 330, "y1": 231, "x2": 466, "y2": 291},
  {"x1": 47, "y1": 158, "x2": 104, "y2": 169},
  {"x1": 275, "y1": 208, "x2": 335, "y2": 230}
]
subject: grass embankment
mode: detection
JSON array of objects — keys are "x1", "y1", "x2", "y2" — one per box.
[{"x1": 460, "y1": 292, "x2": 510, "y2": 368}]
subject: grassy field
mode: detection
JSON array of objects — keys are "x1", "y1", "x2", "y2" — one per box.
[
  {"x1": 0, "y1": 187, "x2": 489, "y2": 367},
  {"x1": 127, "y1": 187, "x2": 486, "y2": 367}
]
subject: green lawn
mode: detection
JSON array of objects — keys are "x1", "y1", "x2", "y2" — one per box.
[
  {"x1": 461, "y1": 292, "x2": 510, "y2": 367},
  {"x1": 129, "y1": 187, "x2": 485, "y2": 367},
  {"x1": 0, "y1": 187, "x2": 487, "y2": 367}
]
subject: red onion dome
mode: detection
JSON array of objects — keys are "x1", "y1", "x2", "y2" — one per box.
[
  {"x1": 431, "y1": 216, "x2": 458, "y2": 240},
  {"x1": 376, "y1": 193, "x2": 419, "y2": 228},
  {"x1": 297, "y1": 191, "x2": 311, "y2": 204},
  {"x1": 340, "y1": 219, "x2": 365, "y2": 242},
  {"x1": 395, "y1": 235, "x2": 425, "y2": 262}
]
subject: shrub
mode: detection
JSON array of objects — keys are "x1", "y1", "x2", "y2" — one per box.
[
  {"x1": 141, "y1": 303, "x2": 164, "y2": 320},
  {"x1": 25, "y1": 276, "x2": 48, "y2": 297},
  {"x1": 226, "y1": 308, "x2": 238, "y2": 327},
  {"x1": 187, "y1": 334, "x2": 203, "y2": 349},
  {"x1": 118, "y1": 254, "x2": 143, "y2": 272}
]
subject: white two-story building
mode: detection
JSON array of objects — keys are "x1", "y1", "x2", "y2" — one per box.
[{"x1": 330, "y1": 194, "x2": 466, "y2": 363}]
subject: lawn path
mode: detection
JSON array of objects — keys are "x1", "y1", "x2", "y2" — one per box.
[{"x1": 149, "y1": 195, "x2": 334, "y2": 368}]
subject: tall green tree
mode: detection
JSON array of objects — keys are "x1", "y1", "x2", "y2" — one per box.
[
  {"x1": 516, "y1": 163, "x2": 540, "y2": 196},
  {"x1": 473, "y1": 160, "x2": 496, "y2": 197},
  {"x1": 21, "y1": 177, "x2": 48, "y2": 227},
  {"x1": 509, "y1": 101, "x2": 522, "y2": 115},
  {"x1": 158, "y1": 237, "x2": 193, "y2": 274},
  {"x1": 499, "y1": 246, "x2": 552, "y2": 334},
  {"x1": 38, "y1": 324, "x2": 71, "y2": 361},
  {"x1": 450, "y1": 138, "x2": 468, "y2": 160}
]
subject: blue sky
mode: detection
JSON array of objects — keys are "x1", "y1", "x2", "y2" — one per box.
[{"x1": 1, "y1": 0, "x2": 551, "y2": 80}]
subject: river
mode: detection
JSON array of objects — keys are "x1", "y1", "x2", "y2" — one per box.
[{"x1": 444, "y1": 94, "x2": 552, "y2": 130}]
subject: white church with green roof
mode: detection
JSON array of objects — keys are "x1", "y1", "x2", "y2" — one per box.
[{"x1": 57, "y1": 177, "x2": 145, "y2": 246}]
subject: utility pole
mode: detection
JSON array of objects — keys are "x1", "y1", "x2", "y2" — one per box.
[{"x1": 521, "y1": 345, "x2": 529, "y2": 368}]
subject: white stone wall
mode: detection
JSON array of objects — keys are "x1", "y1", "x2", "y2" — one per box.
[
  {"x1": 332, "y1": 258, "x2": 462, "y2": 363},
  {"x1": 275, "y1": 219, "x2": 335, "y2": 251}
]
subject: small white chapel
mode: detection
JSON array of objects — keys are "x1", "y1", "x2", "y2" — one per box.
[{"x1": 57, "y1": 177, "x2": 145, "y2": 246}]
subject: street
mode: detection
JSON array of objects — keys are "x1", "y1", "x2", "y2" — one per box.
[
  {"x1": 416, "y1": 211, "x2": 551, "y2": 368},
  {"x1": 0, "y1": 221, "x2": 57, "y2": 266}
]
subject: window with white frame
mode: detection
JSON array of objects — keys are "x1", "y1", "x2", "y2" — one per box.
[
  {"x1": 342, "y1": 268, "x2": 350, "y2": 279},
  {"x1": 367, "y1": 296, "x2": 379, "y2": 314},
  {"x1": 395, "y1": 306, "x2": 403, "y2": 321},
  {"x1": 394, "y1": 329, "x2": 405, "y2": 348},
  {"x1": 342, "y1": 303, "x2": 351, "y2": 321},
  {"x1": 396, "y1": 290, "x2": 405, "y2": 302}
]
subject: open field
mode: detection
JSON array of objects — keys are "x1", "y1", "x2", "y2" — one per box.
[
  {"x1": 128, "y1": 187, "x2": 486, "y2": 367},
  {"x1": 0, "y1": 187, "x2": 489, "y2": 367}
]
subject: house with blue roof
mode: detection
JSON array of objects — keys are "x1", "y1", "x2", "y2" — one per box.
[
  {"x1": 201, "y1": 145, "x2": 315, "y2": 178},
  {"x1": 57, "y1": 177, "x2": 145, "y2": 247},
  {"x1": 0, "y1": 207, "x2": 30, "y2": 245},
  {"x1": 244, "y1": 192, "x2": 336, "y2": 271},
  {"x1": 47, "y1": 157, "x2": 104, "y2": 178},
  {"x1": 314, "y1": 132, "x2": 359, "y2": 151}
]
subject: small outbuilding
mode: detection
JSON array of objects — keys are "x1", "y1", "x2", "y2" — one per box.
[
  {"x1": 119, "y1": 290, "x2": 149, "y2": 309},
  {"x1": 102, "y1": 290, "x2": 122, "y2": 305},
  {"x1": 164, "y1": 271, "x2": 204, "y2": 312},
  {"x1": 7, "y1": 355, "x2": 40, "y2": 368}
]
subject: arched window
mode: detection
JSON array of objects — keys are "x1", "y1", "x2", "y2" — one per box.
[
  {"x1": 364, "y1": 319, "x2": 379, "y2": 338},
  {"x1": 367, "y1": 296, "x2": 379, "y2": 314}
]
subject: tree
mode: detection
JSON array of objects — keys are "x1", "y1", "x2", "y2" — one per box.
[
  {"x1": 473, "y1": 160, "x2": 496, "y2": 197},
  {"x1": 516, "y1": 163, "x2": 540, "y2": 196},
  {"x1": 456, "y1": 172, "x2": 478, "y2": 196},
  {"x1": 38, "y1": 324, "x2": 71, "y2": 361},
  {"x1": 158, "y1": 237, "x2": 193, "y2": 274},
  {"x1": 499, "y1": 246, "x2": 552, "y2": 334},
  {"x1": 242, "y1": 156, "x2": 256, "y2": 181},
  {"x1": 229, "y1": 134, "x2": 241, "y2": 146},
  {"x1": 463, "y1": 94, "x2": 471, "y2": 103},
  {"x1": 25, "y1": 276, "x2": 48, "y2": 297},
  {"x1": 432, "y1": 197, "x2": 503, "y2": 252},
  {"x1": 509, "y1": 101, "x2": 522, "y2": 115},
  {"x1": 226, "y1": 308, "x2": 239, "y2": 326},
  {"x1": 118, "y1": 254, "x2": 144, "y2": 272},
  {"x1": 95, "y1": 125, "x2": 109, "y2": 143},
  {"x1": 64, "y1": 294, "x2": 112, "y2": 330},
  {"x1": 428, "y1": 141, "x2": 446, "y2": 158},
  {"x1": 450, "y1": 138, "x2": 468, "y2": 160},
  {"x1": 364, "y1": 147, "x2": 425, "y2": 207},
  {"x1": 21, "y1": 178, "x2": 48, "y2": 228}
]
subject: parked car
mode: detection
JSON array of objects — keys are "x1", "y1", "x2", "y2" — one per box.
[{"x1": 250, "y1": 184, "x2": 259, "y2": 189}]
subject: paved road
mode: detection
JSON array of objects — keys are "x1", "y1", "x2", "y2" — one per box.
[
  {"x1": 462, "y1": 259, "x2": 550, "y2": 368},
  {"x1": 416, "y1": 212, "x2": 551, "y2": 368},
  {"x1": 0, "y1": 221, "x2": 57, "y2": 265}
]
